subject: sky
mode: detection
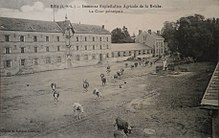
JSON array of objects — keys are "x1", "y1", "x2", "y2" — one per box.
[{"x1": 0, "y1": 0, "x2": 219, "y2": 35}]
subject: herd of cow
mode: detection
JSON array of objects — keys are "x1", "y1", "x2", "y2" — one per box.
[{"x1": 49, "y1": 61, "x2": 154, "y2": 137}]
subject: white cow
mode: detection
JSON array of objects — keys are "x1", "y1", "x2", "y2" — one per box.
[
  {"x1": 73, "y1": 103, "x2": 84, "y2": 120},
  {"x1": 93, "y1": 88, "x2": 103, "y2": 98}
]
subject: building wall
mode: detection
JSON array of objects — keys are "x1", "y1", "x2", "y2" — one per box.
[
  {"x1": 0, "y1": 30, "x2": 111, "y2": 76},
  {"x1": 135, "y1": 32, "x2": 165, "y2": 57},
  {"x1": 110, "y1": 49, "x2": 153, "y2": 62}
]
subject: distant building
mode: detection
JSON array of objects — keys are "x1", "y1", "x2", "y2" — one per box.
[
  {"x1": 201, "y1": 62, "x2": 218, "y2": 138},
  {"x1": 0, "y1": 17, "x2": 111, "y2": 76},
  {"x1": 110, "y1": 43, "x2": 153, "y2": 62},
  {"x1": 135, "y1": 29, "x2": 165, "y2": 57}
]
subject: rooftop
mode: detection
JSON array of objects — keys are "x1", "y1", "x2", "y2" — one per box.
[
  {"x1": 0, "y1": 17, "x2": 62, "y2": 33},
  {"x1": 201, "y1": 62, "x2": 219, "y2": 109},
  {"x1": 0, "y1": 17, "x2": 111, "y2": 34},
  {"x1": 111, "y1": 43, "x2": 152, "y2": 51}
]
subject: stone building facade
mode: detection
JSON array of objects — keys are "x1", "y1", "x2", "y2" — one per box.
[
  {"x1": 135, "y1": 30, "x2": 165, "y2": 57},
  {"x1": 0, "y1": 17, "x2": 111, "y2": 76},
  {"x1": 110, "y1": 43, "x2": 153, "y2": 62}
]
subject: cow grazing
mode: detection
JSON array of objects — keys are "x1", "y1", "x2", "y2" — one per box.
[
  {"x1": 51, "y1": 83, "x2": 57, "y2": 91},
  {"x1": 93, "y1": 88, "x2": 103, "y2": 98},
  {"x1": 83, "y1": 80, "x2": 89, "y2": 92},
  {"x1": 53, "y1": 90, "x2": 59, "y2": 102},
  {"x1": 100, "y1": 73, "x2": 107, "y2": 86},
  {"x1": 73, "y1": 103, "x2": 84, "y2": 120},
  {"x1": 106, "y1": 65, "x2": 111, "y2": 76},
  {"x1": 114, "y1": 117, "x2": 132, "y2": 136}
]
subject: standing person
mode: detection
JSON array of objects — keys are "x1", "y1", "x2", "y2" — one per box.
[{"x1": 163, "y1": 59, "x2": 168, "y2": 71}]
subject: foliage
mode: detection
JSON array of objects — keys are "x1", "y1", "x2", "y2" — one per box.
[
  {"x1": 111, "y1": 26, "x2": 134, "y2": 43},
  {"x1": 161, "y1": 14, "x2": 219, "y2": 62}
]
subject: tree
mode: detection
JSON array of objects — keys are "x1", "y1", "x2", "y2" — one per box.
[
  {"x1": 111, "y1": 26, "x2": 133, "y2": 43},
  {"x1": 161, "y1": 14, "x2": 219, "y2": 62}
]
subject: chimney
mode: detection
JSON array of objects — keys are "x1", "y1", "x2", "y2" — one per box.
[
  {"x1": 148, "y1": 29, "x2": 151, "y2": 34},
  {"x1": 139, "y1": 30, "x2": 142, "y2": 35},
  {"x1": 102, "y1": 25, "x2": 105, "y2": 29},
  {"x1": 157, "y1": 30, "x2": 160, "y2": 35}
]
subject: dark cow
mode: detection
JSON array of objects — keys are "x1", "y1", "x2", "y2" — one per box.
[
  {"x1": 114, "y1": 117, "x2": 132, "y2": 136},
  {"x1": 83, "y1": 80, "x2": 89, "y2": 92},
  {"x1": 53, "y1": 90, "x2": 59, "y2": 102},
  {"x1": 100, "y1": 73, "x2": 106, "y2": 86},
  {"x1": 51, "y1": 83, "x2": 57, "y2": 91}
]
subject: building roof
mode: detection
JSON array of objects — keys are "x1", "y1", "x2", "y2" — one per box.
[
  {"x1": 71, "y1": 23, "x2": 110, "y2": 35},
  {"x1": 0, "y1": 17, "x2": 62, "y2": 33},
  {"x1": 201, "y1": 62, "x2": 219, "y2": 109},
  {"x1": 0, "y1": 17, "x2": 111, "y2": 35},
  {"x1": 138, "y1": 31, "x2": 164, "y2": 39},
  {"x1": 111, "y1": 43, "x2": 152, "y2": 52}
]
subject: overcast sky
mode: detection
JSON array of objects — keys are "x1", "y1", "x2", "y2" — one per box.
[{"x1": 0, "y1": 0, "x2": 219, "y2": 34}]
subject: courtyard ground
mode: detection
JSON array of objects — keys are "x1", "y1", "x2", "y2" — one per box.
[{"x1": 0, "y1": 60, "x2": 215, "y2": 138}]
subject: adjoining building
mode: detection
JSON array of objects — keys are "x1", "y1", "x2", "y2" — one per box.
[
  {"x1": 110, "y1": 43, "x2": 153, "y2": 62},
  {"x1": 135, "y1": 29, "x2": 165, "y2": 57},
  {"x1": 0, "y1": 17, "x2": 111, "y2": 76},
  {"x1": 201, "y1": 62, "x2": 218, "y2": 138}
]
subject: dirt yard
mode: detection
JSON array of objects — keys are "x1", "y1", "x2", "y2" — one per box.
[{"x1": 0, "y1": 61, "x2": 215, "y2": 138}]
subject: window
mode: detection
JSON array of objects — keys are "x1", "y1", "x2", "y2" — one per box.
[
  {"x1": 4, "y1": 60, "x2": 11, "y2": 68},
  {"x1": 93, "y1": 45, "x2": 95, "y2": 50},
  {"x1": 46, "y1": 47, "x2": 49, "y2": 52},
  {"x1": 100, "y1": 45, "x2": 102, "y2": 49},
  {"x1": 57, "y1": 36, "x2": 60, "y2": 42},
  {"x1": 100, "y1": 37, "x2": 102, "y2": 41},
  {"x1": 147, "y1": 50, "x2": 150, "y2": 54},
  {"x1": 33, "y1": 58, "x2": 38, "y2": 65},
  {"x1": 129, "y1": 51, "x2": 131, "y2": 56},
  {"x1": 46, "y1": 57, "x2": 51, "y2": 64},
  {"x1": 76, "y1": 55, "x2": 80, "y2": 61},
  {"x1": 85, "y1": 37, "x2": 87, "y2": 41},
  {"x1": 123, "y1": 52, "x2": 126, "y2": 56},
  {"x1": 33, "y1": 36, "x2": 37, "y2": 42},
  {"x1": 85, "y1": 45, "x2": 87, "y2": 50},
  {"x1": 138, "y1": 50, "x2": 141, "y2": 55},
  {"x1": 76, "y1": 46, "x2": 79, "y2": 50},
  {"x1": 84, "y1": 55, "x2": 88, "y2": 60},
  {"x1": 57, "y1": 46, "x2": 60, "y2": 51},
  {"x1": 112, "y1": 52, "x2": 114, "y2": 58},
  {"x1": 57, "y1": 56, "x2": 61, "y2": 63},
  {"x1": 76, "y1": 37, "x2": 79, "y2": 41},
  {"x1": 21, "y1": 47, "x2": 25, "y2": 53},
  {"x1": 20, "y1": 59, "x2": 25, "y2": 66},
  {"x1": 106, "y1": 53, "x2": 109, "y2": 58},
  {"x1": 5, "y1": 47, "x2": 11, "y2": 54},
  {"x1": 5, "y1": 35, "x2": 10, "y2": 42},
  {"x1": 106, "y1": 45, "x2": 109, "y2": 49},
  {"x1": 107, "y1": 37, "x2": 108, "y2": 42},
  {"x1": 118, "y1": 52, "x2": 120, "y2": 57},
  {"x1": 34, "y1": 47, "x2": 37, "y2": 53},
  {"x1": 46, "y1": 36, "x2": 49, "y2": 42},
  {"x1": 93, "y1": 37, "x2": 95, "y2": 41},
  {"x1": 20, "y1": 35, "x2": 25, "y2": 42},
  {"x1": 143, "y1": 50, "x2": 146, "y2": 54},
  {"x1": 92, "y1": 55, "x2": 96, "y2": 59}
]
